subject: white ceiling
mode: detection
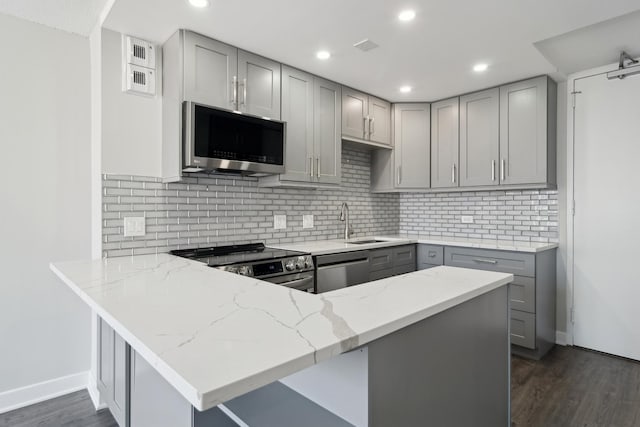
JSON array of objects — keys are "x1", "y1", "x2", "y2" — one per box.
[
  {"x1": 535, "y1": 9, "x2": 640, "y2": 76},
  {"x1": 4, "y1": 0, "x2": 639, "y2": 100},
  {"x1": 0, "y1": 0, "x2": 112, "y2": 36}
]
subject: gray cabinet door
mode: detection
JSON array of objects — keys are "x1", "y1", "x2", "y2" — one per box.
[
  {"x1": 280, "y1": 66, "x2": 314, "y2": 183},
  {"x1": 368, "y1": 96, "x2": 391, "y2": 145},
  {"x1": 237, "y1": 50, "x2": 281, "y2": 119},
  {"x1": 98, "y1": 318, "x2": 130, "y2": 427},
  {"x1": 394, "y1": 103, "x2": 430, "y2": 189},
  {"x1": 342, "y1": 87, "x2": 368, "y2": 140},
  {"x1": 183, "y1": 31, "x2": 237, "y2": 110},
  {"x1": 499, "y1": 76, "x2": 548, "y2": 185},
  {"x1": 431, "y1": 97, "x2": 459, "y2": 188},
  {"x1": 314, "y1": 78, "x2": 341, "y2": 185},
  {"x1": 460, "y1": 88, "x2": 499, "y2": 187}
]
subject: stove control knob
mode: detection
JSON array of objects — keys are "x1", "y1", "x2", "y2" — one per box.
[
  {"x1": 296, "y1": 257, "x2": 306, "y2": 270},
  {"x1": 304, "y1": 257, "x2": 312, "y2": 269},
  {"x1": 224, "y1": 266, "x2": 239, "y2": 274},
  {"x1": 238, "y1": 266, "x2": 252, "y2": 276},
  {"x1": 285, "y1": 259, "x2": 296, "y2": 271}
]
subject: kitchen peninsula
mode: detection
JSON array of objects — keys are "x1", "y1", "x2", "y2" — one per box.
[{"x1": 51, "y1": 254, "x2": 513, "y2": 427}]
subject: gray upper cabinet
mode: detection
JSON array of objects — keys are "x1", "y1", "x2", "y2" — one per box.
[
  {"x1": 260, "y1": 68, "x2": 341, "y2": 187},
  {"x1": 314, "y1": 78, "x2": 341, "y2": 185},
  {"x1": 183, "y1": 31, "x2": 238, "y2": 111},
  {"x1": 278, "y1": 66, "x2": 314, "y2": 183},
  {"x1": 394, "y1": 103, "x2": 431, "y2": 189},
  {"x1": 342, "y1": 88, "x2": 391, "y2": 146},
  {"x1": 237, "y1": 50, "x2": 281, "y2": 119},
  {"x1": 342, "y1": 88, "x2": 368, "y2": 140},
  {"x1": 182, "y1": 31, "x2": 281, "y2": 118},
  {"x1": 368, "y1": 96, "x2": 391, "y2": 145},
  {"x1": 431, "y1": 97, "x2": 460, "y2": 189},
  {"x1": 459, "y1": 88, "x2": 500, "y2": 187},
  {"x1": 499, "y1": 76, "x2": 556, "y2": 186}
]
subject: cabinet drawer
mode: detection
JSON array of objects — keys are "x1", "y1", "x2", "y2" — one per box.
[
  {"x1": 393, "y1": 263, "x2": 415, "y2": 276},
  {"x1": 418, "y1": 263, "x2": 441, "y2": 271},
  {"x1": 370, "y1": 269, "x2": 393, "y2": 282},
  {"x1": 393, "y1": 245, "x2": 416, "y2": 267},
  {"x1": 444, "y1": 246, "x2": 535, "y2": 277},
  {"x1": 511, "y1": 310, "x2": 535, "y2": 349},
  {"x1": 510, "y1": 276, "x2": 535, "y2": 314},
  {"x1": 370, "y1": 248, "x2": 393, "y2": 272},
  {"x1": 417, "y1": 244, "x2": 443, "y2": 266}
]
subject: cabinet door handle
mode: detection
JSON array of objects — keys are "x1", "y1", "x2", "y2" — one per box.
[
  {"x1": 369, "y1": 117, "x2": 375, "y2": 136},
  {"x1": 452, "y1": 164, "x2": 456, "y2": 183},
  {"x1": 309, "y1": 157, "x2": 313, "y2": 177},
  {"x1": 231, "y1": 76, "x2": 237, "y2": 105},
  {"x1": 501, "y1": 159, "x2": 506, "y2": 181},
  {"x1": 363, "y1": 116, "x2": 368, "y2": 139},
  {"x1": 316, "y1": 157, "x2": 320, "y2": 178},
  {"x1": 397, "y1": 166, "x2": 402, "y2": 185},
  {"x1": 492, "y1": 160, "x2": 496, "y2": 181},
  {"x1": 428, "y1": 251, "x2": 437, "y2": 258},
  {"x1": 473, "y1": 258, "x2": 498, "y2": 265},
  {"x1": 241, "y1": 78, "x2": 247, "y2": 106}
]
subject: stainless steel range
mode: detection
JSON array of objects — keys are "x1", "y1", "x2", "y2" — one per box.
[{"x1": 170, "y1": 243, "x2": 315, "y2": 293}]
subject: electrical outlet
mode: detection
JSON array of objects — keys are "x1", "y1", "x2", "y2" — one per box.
[
  {"x1": 302, "y1": 215, "x2": 314, "y2": 229},
  {"x1": 461, "y1": 216, "x2": 474, "y2": 224},
  {"x1": 124, "y1": 216, "x2": 145, "y2": 237},
  {"x1": 274, "y1": 215, "x2": 287, "y2": 230}
]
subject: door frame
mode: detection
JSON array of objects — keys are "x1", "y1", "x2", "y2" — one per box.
[{"x1": 566, "y1": 58, "x2": 640, "y2": 346}]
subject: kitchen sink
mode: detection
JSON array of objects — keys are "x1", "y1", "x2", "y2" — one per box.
[{"x1": 348, "y1": 239, "x2": 386, "y2": 244}]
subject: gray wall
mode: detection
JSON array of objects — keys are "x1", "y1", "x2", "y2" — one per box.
[
  {"x1": 102, "y1": 147, "x2": 400, "y2": 257},
  {"x1": 0, "y1": 14, "x2": 91, "y2": 397}
]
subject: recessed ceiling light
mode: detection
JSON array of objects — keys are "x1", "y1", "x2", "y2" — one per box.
[
  {"x1": 316, "y1": 50, "x2": 331, "y2": 60},
  {"x1": 473, "y1": 63, "x2": 489, "y2": 72},
  {"x1": 400, "y1": 85, "x2": 412, "y2": 93},
  {"x1": 188, "y1": 0, "x2": 209, "y2": 8},
  {"x1": 398, "y1": 10, "x2": 416, "y2": 22}
]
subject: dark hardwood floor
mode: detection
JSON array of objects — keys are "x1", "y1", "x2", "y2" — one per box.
[
  {"x1": 512, "y1": 346, "x2": 640, "y2": 427},
  {"x1": 0, "y1": 390, "x2": 117, "y2": 427},
  {"x1": 2, "y1": 346, "x2": 639, "y2": 426}
]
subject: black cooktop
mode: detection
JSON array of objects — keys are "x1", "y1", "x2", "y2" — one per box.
[{"x1": 170, "y1": 243, "x2": 308, "y2": 267}]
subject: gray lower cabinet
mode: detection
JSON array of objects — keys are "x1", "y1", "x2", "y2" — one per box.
[
  {"x1": 431, "y1": 97, "x2": 460, "y2": 189},
  {"x1": 260, "y1": 67, "x2": 341, "y2": 187},
  {"x1": 459, "y1": 88, "x2": 500, "y2": 187},
  {"x1": 443, "y1": 245, "x2": 556, "y2": 359},
  {"x1": 369, "y1": 244, "x2": 416, "y2": 281},
  {"x1": 417, "y1": 244, "x2": 444, "y2": 270},
  {"x1": 98, "y1": 317, "x2": 130, "y2": 427}
]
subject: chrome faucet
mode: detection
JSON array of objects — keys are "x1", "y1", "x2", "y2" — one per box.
[{"x1": 339, "y1": 202, "x2": 354, "y2": 240}]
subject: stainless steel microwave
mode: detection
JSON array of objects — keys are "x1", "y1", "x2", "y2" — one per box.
[{"x1": 183, "y1": 101, "x2": 286, "y2": 175}]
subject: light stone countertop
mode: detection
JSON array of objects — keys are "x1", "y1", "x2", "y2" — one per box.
[
  {"x1": 50, "y1": 255, "x2": 512, "y2": 411},
  {"x1": 272, "y1": 235, "x2": 558, "y2": 255}
]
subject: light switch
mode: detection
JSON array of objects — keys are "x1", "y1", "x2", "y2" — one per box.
[
  {"x1": 124, "y1": 216, "x2": 145, "y2": 237},
  {"x1": 274, "y1": 215, "x2": 287, "y2": 230},
  {"x1": 302, "y1": 215, "x2": 314, "y2": 229},
  {"x1": 461, "y1": 216, "x2": 474, "y2": 224}
]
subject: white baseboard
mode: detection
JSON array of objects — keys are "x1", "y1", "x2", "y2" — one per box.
[
  {"x1": 86, "y1": 376, "x2": 106, "y2": 411},
  {"x1": 0, "y1": 371, "x2": 89, "y2": 414},
  {"x1": 556, "y1": 331, "x2": 568, "y2": 346}
]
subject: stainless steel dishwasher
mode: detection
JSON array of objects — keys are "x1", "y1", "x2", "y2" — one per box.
[{"x1": 315, "y1": 250, "x2": 370, "y2": 293}]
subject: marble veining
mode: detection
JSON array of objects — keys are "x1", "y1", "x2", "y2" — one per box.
[{"x1": 50, "y1": 254, "x2": 512, "y2": 411}]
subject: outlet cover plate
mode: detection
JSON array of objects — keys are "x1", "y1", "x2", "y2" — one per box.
[
  {"x1": 302, "y1": 215, "x2": 314, "y2": 229},
  {"x1": 124, "y1": 216, "x2": 145, "y2": 237},
  {"x1": 461, "y1": 216, "x2": 474, "y2": 224},
  {"x1": 274, "y1": 215, "x2": 287, "y2": 230}
]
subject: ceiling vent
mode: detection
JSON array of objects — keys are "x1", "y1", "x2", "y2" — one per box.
[
  {"x1": 122, "y1": 35, "x2": 156, "y2": 96},
  {"x1": 353, "y1": 39, "x2": 379, "y2": 52}
]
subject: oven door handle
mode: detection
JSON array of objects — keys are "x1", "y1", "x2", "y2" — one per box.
[{"x1": 278, "y1": 276, "x2": 314, "y2": 292}]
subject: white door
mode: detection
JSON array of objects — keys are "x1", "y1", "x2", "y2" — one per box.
[{"x1": 573, "y1": 71, "x2": 640, "y2": 360}]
